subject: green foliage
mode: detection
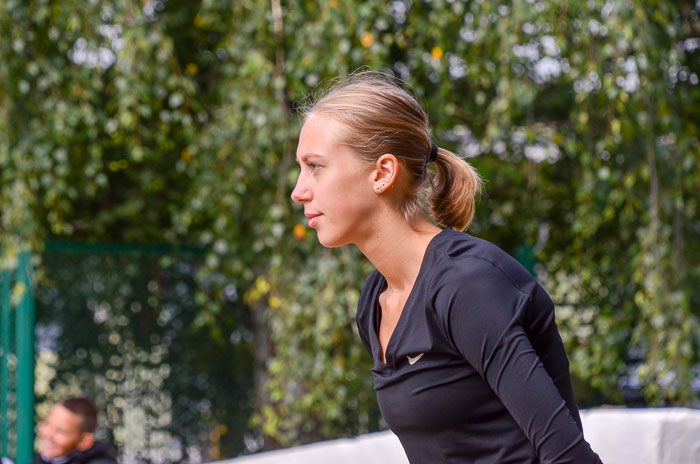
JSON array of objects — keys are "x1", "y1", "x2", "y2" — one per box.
[
  {"x1": 1, "y1": 0, "x2": 698, "y2": 455},
  {"x1": 248, "y1": 247, "x2": 378, "y2": 446}
]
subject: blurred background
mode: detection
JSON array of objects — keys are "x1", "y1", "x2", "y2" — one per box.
[{"x1": 1, "y1": 0, "x2": 698, "y2": 463}]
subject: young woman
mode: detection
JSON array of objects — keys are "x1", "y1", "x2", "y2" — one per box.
[{"x1": 291, "y1": 72, "x2": 602, "y2": 463}]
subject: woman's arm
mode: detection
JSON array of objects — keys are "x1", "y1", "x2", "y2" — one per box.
[{"x1": 435, "y1": 258, "x2": 603, "y2": 463}]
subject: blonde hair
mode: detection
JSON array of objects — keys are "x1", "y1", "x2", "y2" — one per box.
[{"x1": 300, "y1": 72, "x2": 481, "y2": 231}]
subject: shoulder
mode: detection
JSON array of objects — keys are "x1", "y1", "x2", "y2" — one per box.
[
  {"x1": 425, "y1": 230, "x2": 548, "y2": 345},
  {"x1": 428, "y1": 229, "x2": 537, "y2": 297},
  {"x1": 80, "y1": 442, "x2": 117, "y2": 464},
  {"x1": 426, "y1": 231, "x2": 551, "y2": 360}
]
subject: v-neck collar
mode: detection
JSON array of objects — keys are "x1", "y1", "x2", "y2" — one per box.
[{"x1": 370, "y1": 228, "x2": 450, "y2": 368}]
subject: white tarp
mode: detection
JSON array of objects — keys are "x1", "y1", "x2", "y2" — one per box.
[{"x1": 219, "y1": 407, "x2": 700, "y2": 464}]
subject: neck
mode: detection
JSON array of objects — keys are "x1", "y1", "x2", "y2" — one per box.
[{"x1": 356, "y1": 214, "x2": 441, "y2": 292}]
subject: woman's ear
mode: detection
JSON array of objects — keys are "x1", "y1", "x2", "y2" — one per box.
[{"x1": 372, "y1": 154, "x2": 400, "y2": 194}]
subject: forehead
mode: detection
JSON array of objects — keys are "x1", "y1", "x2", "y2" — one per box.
[
  {"x1": 47, "y1": 404, "x2": 82, "y2": 432},
  {"x1": 296, "y1": 113, "x2": 347, "y2": 158}
]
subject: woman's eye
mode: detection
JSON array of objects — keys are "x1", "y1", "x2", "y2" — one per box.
[{"x1": 308, "y1": 162, "x2": 320, "y2": 171}]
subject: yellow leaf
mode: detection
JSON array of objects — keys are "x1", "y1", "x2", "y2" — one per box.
[
  {"x1": 293, "y1": 224, "x2": 306, "y2": 240},
  {"x1": 611, "y1": 119, "x2": 620, "y2": 135},
  {"x1": 255, "y1": 276, "x2": 271, "y2": 295}
]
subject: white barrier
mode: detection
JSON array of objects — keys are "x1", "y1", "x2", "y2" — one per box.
[
  {"x1": 220, "y1": 431, "x2": 408, "y2": 464},
  {"x1": 219, "y1": 408, "x2": 700, "y2": 464},
  {"x1": 580, "y1": 408, "x2": 700, "y2": 464}
]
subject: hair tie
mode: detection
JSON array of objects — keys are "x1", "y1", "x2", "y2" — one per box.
[{"x1": 428, "y1": 143, "x2": 438, "y2": 163}]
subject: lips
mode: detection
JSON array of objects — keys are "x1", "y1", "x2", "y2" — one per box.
[{"x1": 305, "y1": 212, "x2": 322, "y2": 228}]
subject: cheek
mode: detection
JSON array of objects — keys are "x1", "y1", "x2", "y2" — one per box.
[
  {"x1": 325, "y1": 184, "x2": 376, "y2": 233},
  {"x1": 332, "y1": 171, "x2": 372, "y2": 206},
  {"x1": 326, "y1": 186, "x2": 371, "y2": 220},
  {"x1": 53, "y1": 430, "x2": 75, "y2": 447}
]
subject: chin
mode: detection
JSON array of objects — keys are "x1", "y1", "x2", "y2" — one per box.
[
  {"x1": 315, "y1": 230, "x2": 349, "y2": 248},
  {"x1": 39, "y1": 446, "x2": 60, "y2": 459},
  {"x1": 317, "y1": 237, "x2": 343, "y2": 248}
]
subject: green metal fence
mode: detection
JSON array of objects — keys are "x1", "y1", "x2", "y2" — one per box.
[
  {"x1": 1, "y1": 252, "x2": 36, "y2": 464},
  {"x1": 33, "y1": 242, "x2": 253, "y2": 462}
]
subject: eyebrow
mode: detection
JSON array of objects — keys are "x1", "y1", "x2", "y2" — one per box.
[{"x1": 295, "y1": 153, "x2": 323, "y2": 164}]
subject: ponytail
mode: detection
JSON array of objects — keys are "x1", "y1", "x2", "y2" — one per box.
[{"x1": 427, "y1": 148, "x2": 482, "y2": 231}]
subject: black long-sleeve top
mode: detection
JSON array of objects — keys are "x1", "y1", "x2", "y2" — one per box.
[{"x1": 356, "y1": 228, "x2": 602, "y2": 463}]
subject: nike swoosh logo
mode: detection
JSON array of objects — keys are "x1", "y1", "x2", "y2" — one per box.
[{"x1": 407, "y1": 353, "x2": 425, "y2": 365}]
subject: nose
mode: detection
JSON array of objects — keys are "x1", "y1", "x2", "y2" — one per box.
[{"x1": 291, "y1": 173, "x2": 310, "y2": 204}]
